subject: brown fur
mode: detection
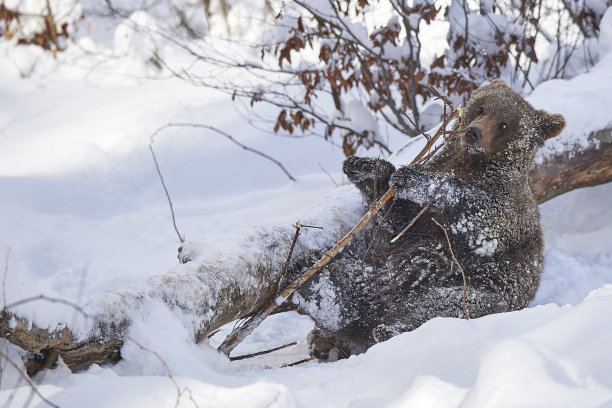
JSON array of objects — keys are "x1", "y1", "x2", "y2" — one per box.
[{"x1": 296, "y1": 79, "x2": 566, "y2": 360}]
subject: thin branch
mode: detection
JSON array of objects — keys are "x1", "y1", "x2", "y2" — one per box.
[
  {"x1": 400, "y1": 108, "x2": 429, "y2": 139},
  {"x1": 411, "y1": 109, "x2": 459, "y2": 164},
  {"x1": 361, "y1": 198, "x2": 397, "y2": 313},
  {"x1": 282, "y1": 357, "x2": 316, "y2": 367},
  {"x1": 0, "y1": 350, "x2": 59, "y2": 408},
  {"x1": 150, "y1": 123, "x2": 296, "y2": 182},
  {"x1": 390, "y1": 173, "x2": 452, "y2": 243},
  {"x1": 149, "y1": 144, "x2": 185, "y2": 244},
  {"x1": 2, "y1": 294, "x2": 90, "y2": 318},
  {"x1": 229, "y1": 342, "x2": 297, "y2": 361},
  {"x1": 275, "y1": 223, "x2": 303, "y2": 299},
  {"x1": 2, "y1": 247, "x2": 9, "y2": 309},
  {"x1": 126, "y1": 337, "x2": 184, "y2": 408},
  {"x1": 431, "y1": 218, "x2": 469, "y2": 320},
  {"x1": 428, "y1": 83, "x2": 455, "y2": 112},
  {"x1": 318, "y1": 163, "x2": 339, "y2": 187}
]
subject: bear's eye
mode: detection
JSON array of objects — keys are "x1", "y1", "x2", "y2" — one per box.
[
  {"x1": 477, "y1": 106, "x2": 484, "y2": 115},
  {"x1": 499, "y1": 122, "x2": 508, "y2": 131}
]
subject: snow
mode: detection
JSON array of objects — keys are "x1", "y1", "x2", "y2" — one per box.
[
  {"x1": 529, "y1": 8, "x2": 612, "y2": 164},
  {"x1": 335, "y1": 100, "x2": 379, "y2": 136},
  {"x1": 600, "y1": 8, "x2": 612, "y2": 57},
  {"x1": 1, "y1": 4, "x2": 612, "y2": 408}
]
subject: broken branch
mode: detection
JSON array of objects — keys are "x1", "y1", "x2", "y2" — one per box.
[{"x1": 229, "y1": 342, "x2": 297, "y2": 361}]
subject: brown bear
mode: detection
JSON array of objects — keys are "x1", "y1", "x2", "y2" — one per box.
[{"x1": 293, "y1": 79, "x2": 566, "y2": 360}]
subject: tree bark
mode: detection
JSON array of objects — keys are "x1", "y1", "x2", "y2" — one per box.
[
  {"x1": 2, "y1": 129, "x2": 612, "y2": 374},
  {"x1": 530, "y1": 127, "x2": 612, "y2": 203}
]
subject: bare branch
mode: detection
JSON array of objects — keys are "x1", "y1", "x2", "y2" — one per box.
[
  {"x1": 390, "y1": 173, "x2": 452, "y2": 244},
  {"x1": 150, "y1": 123, "x2": 296, "y2": 182},
  {"x1": 275, "y1": 223, "x2": 303, "y2": 299},
  {"x1": 431, "y1": 217, "x2": 469, "y2": 320},
  {"x1": 149, "y1": 144, "x2": 185, "y2": 244},
  {"x1": 0, "y1": 349, "x2": 60, "y2": 408},
  {"x1": 229, "y1": 342, "x2": 297, "y2": 361},
  {"x1": 126, "y1": 337, "x2": 183, "y2": 408},
  {"x1": 2, "y1": 294, "x2": 90, "y2": 318},
  {"x1": 2, "y1": 247, "x2": 9, "y2": 310}
]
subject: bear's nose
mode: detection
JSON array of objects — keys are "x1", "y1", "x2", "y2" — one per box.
[{"x1": 465, "y1": 126, "x2": 482, "y2": 145}]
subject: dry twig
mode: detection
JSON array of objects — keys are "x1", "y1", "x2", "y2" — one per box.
[
  {"x1": 390, "y1": 173, "x2": 452, "y2": 243},
  {"x1": 282, "y1": 357, "x2": 316, "y2": 367},
  {"x1": 275, "y1": 223, "x2": 303, "y2": 299},
  {"x1": 2, "y1": 294, "x2": 90, "y2": 318},
  {"x1": 431, "y1": 218, "x2": 469, "y2": 320},
  {"x1": 0, "y1": 350, "x2": 59, "y2": 408},
  {"x1": 149, "y1": 144, "x2": 185, "y2": 244},
  {"x1": 229, "y1": 342, "x2": 297, "y2": 361},
  {"x1": 125, "y1": 337, "x2": 200, "y2": 408},
  {"x1": 411, "y1": 109, "x2": 459, "y2": 164},
  {"x1": 148, "y1": 122, "x2": 298, "y2": 244},
  {"x1": 150, "y1": 123, "x2": 296, "y2": 181}
]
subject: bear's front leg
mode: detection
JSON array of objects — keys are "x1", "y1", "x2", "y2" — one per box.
[
  {"x1": 343, "y1": 156, "x2": 396, "y2": 203},
  {"x1": 390, "y1": 165, "x2": 487, "y2": 211}
]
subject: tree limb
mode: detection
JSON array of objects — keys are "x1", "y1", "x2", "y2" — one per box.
[{"x1": 530, "y1": 127, "x2": 612, "y2": 203}]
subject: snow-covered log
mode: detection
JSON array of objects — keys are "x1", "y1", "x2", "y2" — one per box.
[
  {"x1": 0, "y1": 187, "x2": 365, "y2": 373},
  {"x1": 1, "y1": 126, "x2": 612, "y2": 374},
  {"x1": 530, "y1": 127, "x2": 612, "y2": 203}
]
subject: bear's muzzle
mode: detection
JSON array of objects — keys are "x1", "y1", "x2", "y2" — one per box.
[{"x1": 465, "y1": 126, "x2": 483, "y2": 145}]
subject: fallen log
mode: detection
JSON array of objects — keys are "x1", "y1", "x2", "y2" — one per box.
[
  {"x1": 530, "y1": 127, "x2": 612, "y2": 203},
  {"x1": 0, "y1": 186, "x2": 364, "y2": 373}
]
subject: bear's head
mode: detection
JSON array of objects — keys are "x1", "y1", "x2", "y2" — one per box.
[{"x1": 460, "y1": 79, "x2": 565, "y2": 169}]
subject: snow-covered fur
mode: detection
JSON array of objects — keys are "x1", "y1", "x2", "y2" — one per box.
[{"x1": 295, "y1": 79, "x2": 566, "y2": 360}]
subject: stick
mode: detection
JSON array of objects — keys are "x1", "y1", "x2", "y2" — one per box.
[
  {"x1": 275, "y1": 222, "x2": 322, "y2": 299},
  {"x1": 275, "y1": 223, "x2": 303, "y2": 299},
  {"x1": 149, "y1": 144, "x2": 185, "y2": 244},
  {"x1": 2, "y1": 294, "x2": 90, "y2": 318},
  {"x1": 150, "y1": 123, "x2": 296, "y2": 182},
  {"x1": 229, "y1": 342, "x2": 297, "y2": 361},
  {"x1": 387, "y1": 105, "x2": 461, "y2": 242},
  {"x1": 217, "y1": 186, "x2": 396, "y2": 355},
  {"x1": 2, "y1": 247, "x2": 9, "y2": 309},
  {"x1": 0, "y1": 350, "x2": 60, "y2": 408},
  {"x1": 282, "y1": 357, "x2": 316, "y2": 367},
  {"x1": 411, "y1": 109, "x2": 458, "y2": 164},
  {"x1": 389, "y1": 173, "x2": 452, "y2": 243},
  {"x1": 431, "y1": 218, "x2": 469, "y2": 320},
  {"x1": 126, "y1": 337, "x2": 182, "y2": 408}
]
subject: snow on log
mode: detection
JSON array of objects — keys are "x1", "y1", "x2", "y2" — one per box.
[
  {"x1": 530, "y1": 127, "x2": 612, "y2": 203},
  {"x1": 1, "y1": 187, "x2": 364, "y2": 373}
]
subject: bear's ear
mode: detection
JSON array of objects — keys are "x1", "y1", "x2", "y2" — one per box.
[
  {"x1": 538, "y1": 110, "x2": 566, "y2": 140},
  {"x1": 490, "y1": 79, "x2": 511, "y2": 89}
]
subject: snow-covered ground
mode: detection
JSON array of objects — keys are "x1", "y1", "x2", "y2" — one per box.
[{"x1": 1, "y1": 7, "x2": 612, "y2": 408}]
